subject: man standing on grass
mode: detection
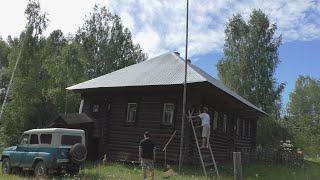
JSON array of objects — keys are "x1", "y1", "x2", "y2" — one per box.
[
  {"x1": 190, "y1": 107, "x2": 210, "y2": 149},
  {"x1": 139, "y1": 131, "x2": 155, "y2": 180}
]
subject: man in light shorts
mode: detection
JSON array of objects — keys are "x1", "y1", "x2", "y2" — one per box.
[
  {"x1": 139, "y1": 131, "x2": 155, "y2": 180},
  {"x1": 191, "y1": 107, "x2": 210, "y2": 149}
]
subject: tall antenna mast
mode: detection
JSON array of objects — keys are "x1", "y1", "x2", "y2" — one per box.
[{"x1": 178, "y1": 0, "x2": 189, "y2": 172}]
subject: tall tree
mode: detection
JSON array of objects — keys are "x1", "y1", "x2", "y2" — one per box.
[
  {"x1": 76, "y1": 5, "x2": 147, "y2": 79},
  {"x1": 42, "y1": 30, "x2": 87, "y2": 113},
  {"x1": 287, "y1": 76, "x2": 320, "y2": 155},
  {"x1": 0, "y1": 38, "x2": 11, "y2": 104},
  {"x1": 217, "y1": 9, "x2": 284, "y2": 115},
  {"x1": 2, "y1": 0, "x2": 49, "y2": 144}
]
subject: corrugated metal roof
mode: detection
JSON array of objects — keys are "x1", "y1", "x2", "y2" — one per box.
[
  {"x1": 67, "y1": 52, "x2": 206, "y2": 90},
  {"x1": 67, "y1": 52, "x2": 266, "y2": 115},
  {"x1": 59, "y1": 113, "x2": 93, "y2": 125}
]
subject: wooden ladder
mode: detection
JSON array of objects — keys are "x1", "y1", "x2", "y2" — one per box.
[{"x1": 188, "y1": 110, "x2": 219, "y2": 177}]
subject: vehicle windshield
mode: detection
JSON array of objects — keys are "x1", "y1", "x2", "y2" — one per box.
[
  {"x1": 19, "y1": 134, "x2": 29, "y2": 145},
  {"x1": 61, "y1": 135, "x2": 82, "y2": 146}
]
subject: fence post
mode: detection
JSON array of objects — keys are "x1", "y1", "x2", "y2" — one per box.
[{"x1": 233, "y1": 152, "x2": 242, "y2": 180}]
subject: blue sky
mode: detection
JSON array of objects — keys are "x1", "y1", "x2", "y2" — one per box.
[
  {"x1": 0, "y1": 0, "x2": 319, "y2": 109},
  {"x1": 194, "y1": 39, "x2": 320, "y2": 108}
]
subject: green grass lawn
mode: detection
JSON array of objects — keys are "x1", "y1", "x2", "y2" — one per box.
[{"x1": 0, "y1": 159, "x2": 320, "y2": 180}]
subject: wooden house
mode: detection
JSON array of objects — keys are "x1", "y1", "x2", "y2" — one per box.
[{"x1": 51, "y1": 52, "x2": 266, "y2": 164}]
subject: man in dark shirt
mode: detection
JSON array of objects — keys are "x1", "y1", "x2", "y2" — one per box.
[{"x1": 139, "y1": 131, "x2": 155, "y2": 180}]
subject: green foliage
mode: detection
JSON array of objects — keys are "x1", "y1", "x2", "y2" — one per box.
[
  {"x1": 2, "y1": 0, "x2": 50, "y2": 144},
  {"x1": 76, "y1": 5, "x2": 147, "y2": 79},
  {"x1": 257, "y1": 116, "x2": 293, "y2": 148},
  {"x1": 217, "y1": 9, "x2": 287, "y2": 147},
  {"x1": 0, "y1": 38, "x2": 11, "y2": 103},
  {"x1": 217, "y1": 9, "x2": 284, "y2": 115},
  {"x1": 287, "y1": 75, "x2": 320, "y2": 156},
  {"x1": 0, "y1": 1, "x2": 146, "y2": 146},
  {"x1": 1, "y1": 161, "x2": 320, "y2": 179}
]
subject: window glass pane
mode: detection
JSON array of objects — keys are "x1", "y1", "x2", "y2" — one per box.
[
  {"x1": 213, "y1": 111, "x2": 218, "y2": 130},
  {"x1": 20, "y1": 134, "x2": 29, "y2": 145},
  {"x1": 61, "y1": 135, "x2": 82, "y2": 146},
  {"x1": 93, "y1": 104, "x2": 99, "y2": 112},
  {"x1": 242, "y1": 120, "x2": 246, "y2": 137},
  {"x1": 162, "y1": 103, "x2": 174, "y2": 124},
  {"x1": 223, "y1": 114, "x2": 227, "y2": 133},
  {"x1": 30, "y1": 134, "x2": 39, "y2": 144},
  {"x1": 236, "y1": 118, "x2": 240, "y2": 135},
  {"x1": 127, "y1": 103, "x2": 137, "y2": 122},
  {"x1": 40, "y1": 134, "x2": 52, "y2": 144}
]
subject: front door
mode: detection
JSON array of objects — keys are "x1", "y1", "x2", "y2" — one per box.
[
  {"x1": 21, "y1": 134, "x2": 39, "y2": 167},
  {"x1": 11, "y1": 134, "x2": 29, "y2": 167}
]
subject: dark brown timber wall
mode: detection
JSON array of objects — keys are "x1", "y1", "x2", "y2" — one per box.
[{"x1": 80, "y1": 83, "x2": 260, "y2": 164}]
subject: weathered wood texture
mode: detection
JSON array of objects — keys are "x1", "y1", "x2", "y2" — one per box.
[
  {"x1": 233, "y1": 152, "x2": 243, "y2": 180},
  {"x1": 74, "y1": 83, "x2": 261, "y2": 164}
]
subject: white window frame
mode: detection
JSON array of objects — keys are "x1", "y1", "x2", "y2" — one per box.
[
  {"x1": 126, "y1": 103, "x2": 137, "y2": 123},
  {"x1": 162, "y1": 103, "x2": 175, "y2": 125},
  {"x1": 79, "y1": 99, "x2": 84, "y2": 114},
  {"x1": 93, "y1": 104, "x2": 99, "y2": 112}
]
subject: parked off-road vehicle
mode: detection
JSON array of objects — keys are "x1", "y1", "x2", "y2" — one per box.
[{"x1": 1, "y1": 128, "x2": 87, "y2": 177}]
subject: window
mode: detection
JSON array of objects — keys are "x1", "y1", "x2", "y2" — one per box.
[
  {"x1": 61, "y1": 135, "x2": 82, "y2": 146},
  {"x1": 213, "y1": 111, "x2": 218, "y2": 130},
  {"x1": 127, "y1": 103, "x2": 137, "y2": 123},
  {"x1": 223, "y1": 114, "x2": 227, "y2": 133},
  {"x1": 217, "y1": 113, "x2": 224, "y2": 130},
  {"x1": 30, "y1": 134, "x2": 39, "y2": 144},
  {"x1": 248, "y1": 121, "x2": 251, "y2": 137},
  {"x1": 40, "y1": 134, "x2": 52, "y2": 144},
  {"x1": 93, "y1": 104, "x2": 99, "y2": 112},
  {"x1": 20, "y1": 134, "x2": 29, "y2": 145},
  {"x1": 236, "y1": 118, "x2": 240, "y2": 135},
  {"x1": 162, "y1": 103, "x2": 174, "y2": 125},
  {"x1": 242, "y1": 119, "x2": 246, "y2": 137}
]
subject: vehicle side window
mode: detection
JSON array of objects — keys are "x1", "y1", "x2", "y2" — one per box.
[
  {"x1": 20, "y1": 134, "x2": 29, "y2": 145},
  {"x1": 61, "y1": 135, "x2": 82, "y2": 146},
  {"x1": 40, "y1": 134, "x2": 52, "y2": 144},
  {"x1": 30, "y1": 134, "x2": 39, "y2": 144}
]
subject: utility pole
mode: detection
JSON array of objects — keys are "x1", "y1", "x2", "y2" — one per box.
[
  {"x1": 178, "y1": 0, "x2": 189, "y2": 173},
  {"x1": 0, "y1": 50, "x2": 22, "y2": 122}
]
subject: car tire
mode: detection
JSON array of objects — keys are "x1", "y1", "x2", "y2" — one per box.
[
  {"x1": 34, "y1": 161, "x2": 47, "y2": 178},
  {"x1": 2, "y1": 157, "x2": 11, "y2": 174},
  {"x1": 69, "y1": 143, "x2": 87, "y2": 164}
]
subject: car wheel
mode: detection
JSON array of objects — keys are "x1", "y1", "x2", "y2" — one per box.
[
  {"x1": 2, "y1": 157, "x2": 11, "y2": 174},
  {"x1": 34, "y1": 161, "x2": 47, "y2": 177}
]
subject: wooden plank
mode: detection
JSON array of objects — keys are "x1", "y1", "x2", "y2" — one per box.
[{"x1": 233, "y1": 152, "x2": 242, "y2": 180}]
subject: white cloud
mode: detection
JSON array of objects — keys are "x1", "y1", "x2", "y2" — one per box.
[
  {"x1": 120, "y1": 12, "x2": 135, "y2": 31},
  {"x1": 0, "y1": 0, "x2": 319, "y2": 58},
  {"x1": 134, "y1": 27, "x2": 162, "y2": 57}
]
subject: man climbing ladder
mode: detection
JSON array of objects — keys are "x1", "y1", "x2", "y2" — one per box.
[
  {"x1": 190, "y1": 107, "x2": 210, "y2": 149},
  {"x1": 189, "y1": 108, "x2": 219, "y2": 177}
]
